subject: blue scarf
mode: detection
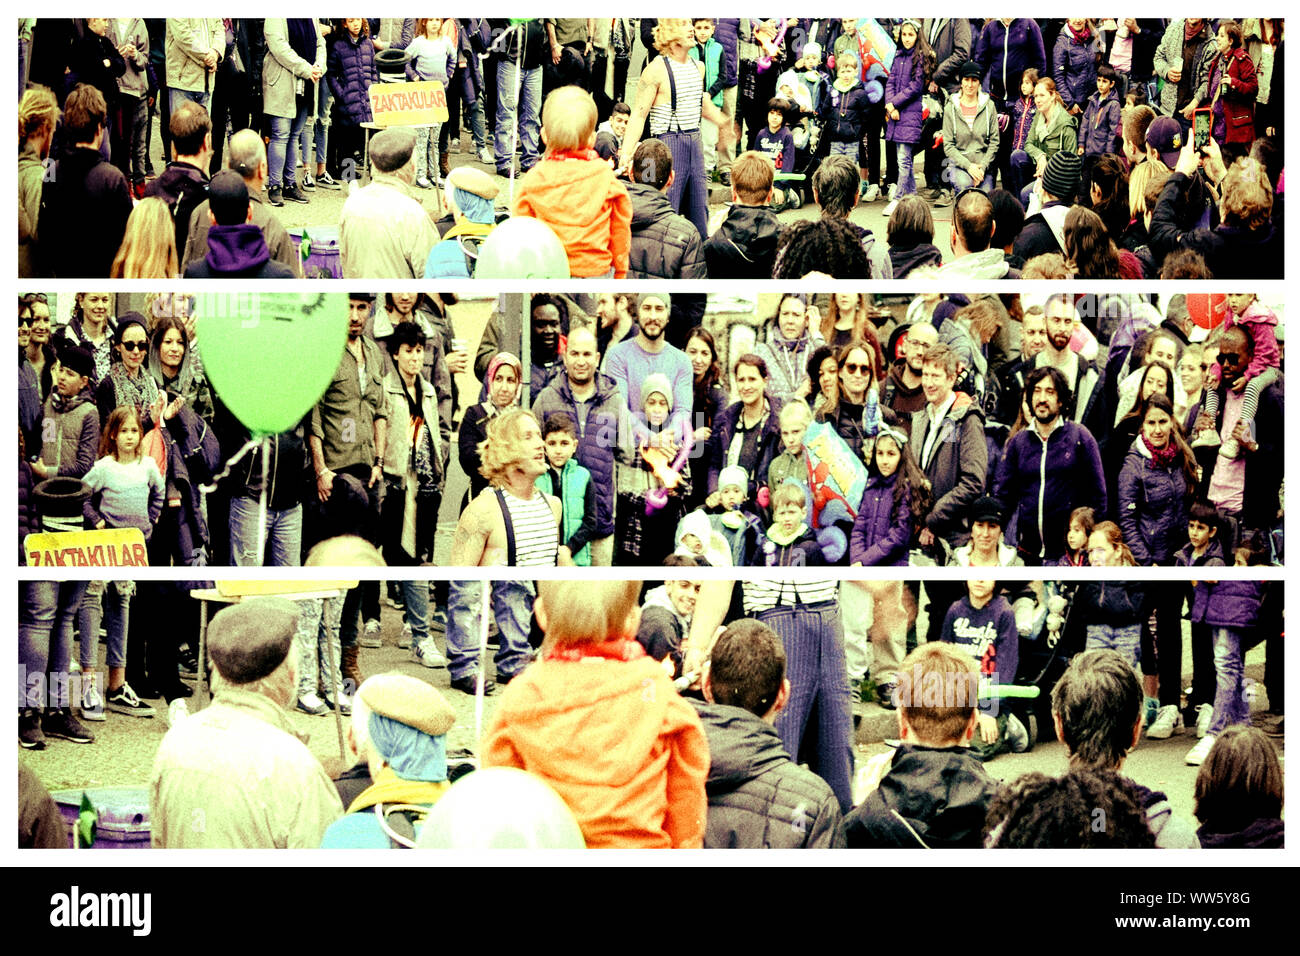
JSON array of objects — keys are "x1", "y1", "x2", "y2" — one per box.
[
  {"x1": 286, "y1": 19, "x2": 317, "y2": 66},
  {"x1": 368, "y1": 713, "x2": 448, "y2": 782}
]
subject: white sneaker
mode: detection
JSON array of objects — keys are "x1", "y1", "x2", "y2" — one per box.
[
  {"x1": 1195, "y1": 703, "x2": 1215, "y2": 739},
  {"x1": 863, "y1": 182, "x2": 880, "y2": 202},
  {"x1": 416, "y1": 175, "x2": 433, "y2": 189},
  {"x1": 1219, "y1": 436, "x2": 1240, "y2": 459},
  {"x1": 1185, "y1": 734, "x2": 1217, "y2": 766},
  {"x1": 881, "y1": 199, "x2": 898, "y2": 218},
  {"x1": 478, "y1": 146, "x2": 494, "y2": 165},
  {"x1": 1006, "y1": 713, "x2": 1031, "y2": 753},
  {"x1": 412, "y1": 638, "x2": 448, "y2": 668},
  {"x1": 887, "y1": 183, "x2": 897, "y2": 200},
  {"x1": 1190, "y1": 428, "x2": 1221, "y2": 449},
  {"x1": 398, "y1": 622, "x2": 414, "y2": 649},
  {"x1": 359, "y1": 619, "x2": 383, "y2": 648},
  {"x1": 1146, "y1": 704, "x2": 1183, "y2": 739},
  {"x1": 295, "y1": 692, "x2": 329, "y2": 716},
  {"x1": 167, "y1": 698, "x2": 189, "y2": 727},
  {"x1": 81, "y1": 677, "x2": 106, "y2": 721}
]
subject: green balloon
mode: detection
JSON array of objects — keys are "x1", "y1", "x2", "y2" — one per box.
[
  {"x1": 197, "y1": 293, "x2": 349, "y2": 437},
  {"x1": 474, "y1": 216, "x2": 571, "y2": 279}
]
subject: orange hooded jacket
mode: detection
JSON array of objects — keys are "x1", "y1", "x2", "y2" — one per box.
[
  {"x1": 513, "y1": 151, "x2": 632, "y2": 278},
  {"x1": 483, "y1": 654, "x2": 708, "y2": 849}
]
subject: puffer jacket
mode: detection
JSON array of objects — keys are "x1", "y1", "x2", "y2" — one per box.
[
  {"x1": 531, "y1": 372, "x2": 624, "y2": 538},
  {"x1": 1177, "y1": 538, "x2": 1226, "y2": 623},
  {"x1": 1202, "y1": 580, "x2": 1264, "y2": 631},
  {"x1": 714, "y1": 19, "x2": 741, "y2": 86},
  {"x1": 756, "y1": 524, "x2": 825, "y2": 567},
  {"x1": 625, "y1": 182, "x2": 707, "y2": 280},
  {"x1": 19, "y1": 459, "x2": 35, "y2": 563},
  {"x1": 690, "y1": 700, "x2": 846, "y2": 849},
  {"x1": 974, "y1": 18, "x2": 1046, "y2": 103},
  {"x1": 844, "y1": 745, "x2": 997, "y2": 849},
  {"x1": 942, "y1": 90, "x2": 999, "y2": 178},
  {"x1": 1052, "y1": 27, "x2": 1099, "y2": 111},
  {"x1": 326, "y1": 30, "x2": 378, "y2": 125},
  {"x1": 884, "y1": 43, "x2": 925, "y2": 145},
  {"x1": 39, "y1": 389, "x2": 99, "y2": 480},
  {"x1": 752, "y1": 323, "x2": 823, "y2": 405},
  {"x1": 702, "y1": 204, "x2": 783, "y2": 279},
  {"x1": 1117, "y1": 438, "x2": 1189, "y2": 566},
  {"x1": 1153, "y1": 19, "x2": 1216, "y2": 117},
  {"x1": 818, "y1": 79, "x2": 871, "y2": 143},
  {"x1": 850, "y1": 472, "x2": 911, "y2": 566}
]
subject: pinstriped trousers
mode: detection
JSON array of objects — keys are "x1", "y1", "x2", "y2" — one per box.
[{"x1": 760, "y1": 600, "x2": 855, "y2": 812}]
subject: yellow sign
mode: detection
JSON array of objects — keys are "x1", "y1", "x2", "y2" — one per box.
[
  {"x1": 215, "y1": 581, "x2": 359, "y2": 597},
  {"x1": 368, "y1": 80, "x2": 449, "y2": 126},
  {"x1": 24, "y1": 528, "x2": 149, "y2": 568}
]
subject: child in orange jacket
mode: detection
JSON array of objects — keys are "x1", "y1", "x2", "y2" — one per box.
[
  {"x1": 482, "y1": 578, "x2": 708, "y2": 848},
  {"x1": 513, "y1": 86, "x2": 633, "y2": 278}
]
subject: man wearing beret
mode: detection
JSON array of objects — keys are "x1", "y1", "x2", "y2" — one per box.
[
  {"x1": 150, "y1": 598, "x2": 343, "y2": 848},
  {"x1": 320, "y1": 673, "x2": 457, "y2": 848},
  {"x1": 339, "y1": 126, "x2": 438, "y2": 279}
]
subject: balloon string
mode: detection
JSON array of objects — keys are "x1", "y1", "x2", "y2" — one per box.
[
  {"x1": 476, "y1": 581, "x2": 489, "y2": 751},
  {"x1": 255, "y1": 436, "x2": 269, "y2": 566},
  {"x1": 198, "y1": 436, "x2": 262, "y2": 494}
]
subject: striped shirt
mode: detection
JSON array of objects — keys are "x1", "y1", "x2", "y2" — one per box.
[
  {"x1": 649, "y1": 55, "x2": 704, "y2": 135},
  {"x1": 741, "y1": 579, "x2": 839, "y2": 615},
  {"x1": 500, "y1": 488, "x2": 558, "y2": 568}
]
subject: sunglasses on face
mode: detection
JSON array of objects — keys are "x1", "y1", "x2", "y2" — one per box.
[
  {"x1": 1217, "y1": 352, "x2": 1241, "y2": 365},
  {"x1": 843, "y1": 362, "x2": 871, "y2": 374},
  {"x1": 120, "y1": 341, "x2": 148, "y2": 352}
]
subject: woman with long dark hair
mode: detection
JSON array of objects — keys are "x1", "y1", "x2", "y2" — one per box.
[
  {"x1": 816, "y1": 341, "x2": 878, "y2": 465},
  {"x1": 1065, "y1": 205, "x2": 1142, "y2": 279},
  {"x1": 706, "y1": 353, "x2": 783, "y2": 514},
  {"x1": 684, "y1": 326, "x2": 727, "y2": 509}
]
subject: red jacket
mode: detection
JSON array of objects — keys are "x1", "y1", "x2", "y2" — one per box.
[{"x1": 1210, "y1": 48, "x2": 1258, "y2": 145}]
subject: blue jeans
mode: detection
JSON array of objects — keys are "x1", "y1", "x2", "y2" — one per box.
[
  {"x1": 445, "y1": 579, "x2": 533, "y2": 681},
  {"x1": 1209, "y1": 627, "x2": 1249, "y2": 736},
  {"x1": 1086, "y1": 623, "x2": 1142, "y2": 669},
  {"x1": 947, "y1": 165, "x2": 996, "y2": 193},
  {"x1": 466, "y1": 95, "x2": 488, "y2": 151},
  {"x1": 309, "y1": 80, "x2": 331, "y2": 167},
  {"x1": 1009, "y1": 148, "x2": 1037, "y2": 203},
  {"x1": 495, "y1": 59, "x2": 542, "y2": 171},
  {"x1": 19, "y1": 580, "x2": 89, "y2": 710},
  {"x1": 229, "y1": 497, "x2": 303, "y2": 567},
  {"x1": 894, "y1": 141, "x2": 916, "y2": 197},
  {"x1": 169, "y1": 87, "x2": 210, "y2": 113},
  {"x1": 400, "y1": 580, "x2": 429, "y2": 644},
  {"x1": 77, "y1": 580, "x2": 132, "y2": 671},
  {"x1": 268, "y1": 104, "x2": 311, "y2": 189}
]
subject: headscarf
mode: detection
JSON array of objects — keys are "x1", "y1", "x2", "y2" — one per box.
[{"x1": 367, "y1": 712, "x2": 448, "y2": 782}]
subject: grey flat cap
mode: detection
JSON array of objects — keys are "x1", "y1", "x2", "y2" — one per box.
[
  {"x1": 207, "y1": 597, "x2": 299, "y2": 684},
  {"x1": 369, "y1": 127, "x2": 416, "y2": 174}
]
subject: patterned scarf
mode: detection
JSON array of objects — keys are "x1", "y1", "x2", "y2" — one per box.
[
  {"x1": 107, "y1": 363, "x2": 159, "y2": 418},
  {"x1": 1141, "y1": 433, "x2": 1180, "y2": 469}
]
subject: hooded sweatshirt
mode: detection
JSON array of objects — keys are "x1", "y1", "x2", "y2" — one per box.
[
  {"x1": 183, "y1": 223, "x2": 295, "y2": 278},
  {"x1": 636, "y1": 585, "x2": 691, "y2": 675},
  {"x1": 844, "y1": 744, "x2": 997, "y2": 849},
  {"x1": 482, "y1": 651, "x2": 709, "y2": 849},
  {"x1": 703, "y1": 204, "x2": 784, "y2": 278},
  {"x1": 513, "y1": 150, "x2": 632, "y2": 278}
]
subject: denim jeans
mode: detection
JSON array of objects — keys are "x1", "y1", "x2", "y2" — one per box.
[
  {"x1": 445, "y1": 579, "x2": 534, "y2": 681},
  {"x1": 229, "y1": 497, "x2": 303, "y2": 567},
  {"x1": 495, "y1": 59, "x2": 542, "y2": 171},
  {"x1": 894, "y1": 141, "x2": 916, "y2": 197},
  {"x1": 77, "y1": 580, "x2": 132, "y2": 671},
  {"x1": 169, "y1": 87, "x2": 210, "y2": 113},
  {"x1": 1086, "y1": 623, "x2": 1142, "y2": 669},
  {"x1": 1209, "y1": 627, "x2": 1250, "y2": 736},
  {"x1": 465, "y1": 95, "x2": 488, "y2": 151},
  {"x1": 19, "y1": 580, "x2": 89, "y2": 710},
  {"x1": 294, "y1": 597, "x2": 343, "y2": 697},
  {"x1": 1009, "y1": 148, "x2": 1037, "y2": 205},
  {"x1": 307, "y1": 79, "x2": 331, "y2": 168},
  {"x1": 400, "y1": 580, "x2": 430, "y2": 644},
  {"x1": 947, "y1": 165, "x2": 996, "y2": 193},
  {"x1": 830, "y1": 140, "x2": 857, "y2": 157},
  {"x1": 268, "y1": 104, "x2": 311, "y2": 189}
]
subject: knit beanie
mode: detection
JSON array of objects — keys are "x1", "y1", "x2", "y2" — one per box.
[{"x1": 1042, "y1": 152, "x2": 1082, "y2": 202}]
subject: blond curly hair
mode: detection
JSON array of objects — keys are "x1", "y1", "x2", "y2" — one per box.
[{"x1": 478, "y1": 407, "x2": 541, "y2": 486}]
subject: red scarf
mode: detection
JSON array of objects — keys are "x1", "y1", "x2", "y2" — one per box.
[
  {"x1": 1141, "y1": 433, "x2": 1180, "y2": 469},
  {"x1": 546, "y1": 148, "x2": 599, "y2": 162},
  {"x1": 1068, "y1": 23, "x2": 1092, "y2": 44},
  {"x1": 541, "y1": 638, "x2": 647, "y2": 663}
]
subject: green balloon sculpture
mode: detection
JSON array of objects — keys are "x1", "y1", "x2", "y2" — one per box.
[
  {"x1": 196, "y1": 293, "x2": 349, "y2": 436},
  {"x1": 474, "y1": 216, "x2": 571, "y2": 279}
]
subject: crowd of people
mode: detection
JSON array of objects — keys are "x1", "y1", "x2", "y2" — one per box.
[
  {"x1": 18, "y1": 18, "x2": 1284, "y2": 279},
  {"x1": 18, "y1": 290, "x2": 1286, "y2": 750},
  {"x1": 19, "y1": 581, "x2": 1284, "y2": 849}
]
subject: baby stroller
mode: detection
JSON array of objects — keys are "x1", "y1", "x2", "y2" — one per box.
[{"x1": 1005, "y1": 580, "x2": 1084, "y2": 748}]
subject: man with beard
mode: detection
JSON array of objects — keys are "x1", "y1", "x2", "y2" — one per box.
[
  {"x1": 605, "y1": 292, "x2": 694, "y2": 436},
  {"x1": 1035, "y1": 293, "x2": 1107, "y2": 441},
  {"x1": 311, "y1": 293, "x2": 388, "y2": 686},
  {"x1": 993, "y1": 366, "x2": 1106, "y2": 564},
  {"x1": 995, "y1": 305, "x2": 1048, "y2": 427},
  {"x1": 446, "y1": 409, "x2": 568, "y2": 694},
  {"x1": 533, "y1": 326, "x2": 624, "y2": 566},
  {"x1": 883, "y1": 321, "x2": 938, "y2": 417}
]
